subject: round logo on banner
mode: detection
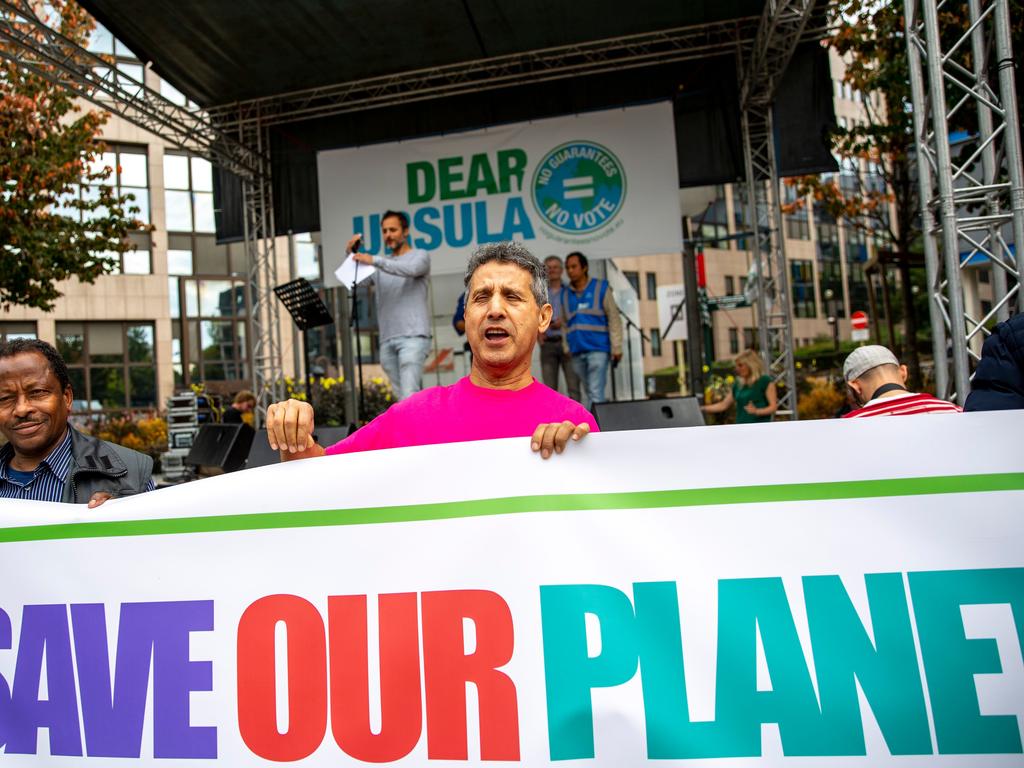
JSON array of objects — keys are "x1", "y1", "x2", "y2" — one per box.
[{"x1": 531, "y1": 141, "x2": 626, "y2": 235}]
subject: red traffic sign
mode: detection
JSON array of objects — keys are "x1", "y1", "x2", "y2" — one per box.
[{"x1": 851, "y1": 310, "x2": 869, "y2": 331}]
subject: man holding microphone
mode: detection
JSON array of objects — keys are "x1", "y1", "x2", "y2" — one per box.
[{"x1": 348, "y1": 210, "x2": 431, "y2": 400}]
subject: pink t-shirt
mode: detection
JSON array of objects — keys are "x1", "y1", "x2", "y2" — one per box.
[{"x1": 325, "y1": 376, "x2": 598, "y2": 455}]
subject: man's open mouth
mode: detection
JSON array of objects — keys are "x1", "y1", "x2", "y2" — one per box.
[{"x1": 484, "y1": 328, "x2": 510, "y2": 341}]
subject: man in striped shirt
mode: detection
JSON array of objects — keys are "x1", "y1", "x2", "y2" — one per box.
[
  {"x1": 0, "y1": 339, "x2": 156, "y2": 504},
  {"x1": 841, "y1": 345, "x2": 961, "y2": 418}
]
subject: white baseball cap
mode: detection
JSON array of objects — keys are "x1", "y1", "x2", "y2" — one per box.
[{"x1": 843, "y1": 345, "x2": 899, "y2": 382}]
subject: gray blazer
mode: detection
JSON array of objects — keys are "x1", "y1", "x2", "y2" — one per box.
[{"x1": 61, "y1": 428, "x2": 154, "y2": 504}]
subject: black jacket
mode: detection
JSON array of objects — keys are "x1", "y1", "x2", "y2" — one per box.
[
  {"x1": 62, "y1": 428, "x2": 154, "y2": 503},
  {"x1": 965, "y1": 314, "x2": 1024, "y2": 412}
]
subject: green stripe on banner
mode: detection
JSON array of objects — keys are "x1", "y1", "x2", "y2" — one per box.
[{"x1": 1, "y1": 472, "x2": 1022, "y2": 544}]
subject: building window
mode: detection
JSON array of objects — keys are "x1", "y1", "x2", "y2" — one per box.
[
  {"x1": 294, "y1": 233, "x2": 321, "y2": 281},
  {"x1": 978, "y1": 268, "x2": 991, "y2": 284},
  {"x1": 790, "y1": 260, "x2": 817, "y2": 318},
  {"x1": 645, "y1": 272, "x2": 658, "y2": 301},
  {"x1": 649, "y1": 328, "x2": 662, "y2": 357},
  {"x1": 86, "y1": 22, "x2": 144, "y2": 97},
  {"x1": 623, "y1": 271, "x2": 640, "y2": 296},
  {"x1": 981, "y1": 299, "x2": 993, "y2": 316},
  {"x1": 725, "y1": 275, "x2": 735, "y2": 295},
  {"x1": 785, "y1": 216, "x2": 810, "y2": 240},
  {"x1": 728, "y1": 327, "x2": 739, "y2": 355},
  {"x1": 55, "y1": 144, "x2": 152, "y2": 273},
  {"x1": 164, "y1": 153, "x2": 216, "y2": 233},
  {"x1": 56, "y1": 322, "x2": 156, "y2": 413},
  {"x1": 743, "y1": 327, "x2": 756, "y2": 350},
  {"x1": 0, "y1": 322, "x2": 37, "y2": 342},
  {"x1": 732, "y1": 184, "x2": 749, "y2": 250}
]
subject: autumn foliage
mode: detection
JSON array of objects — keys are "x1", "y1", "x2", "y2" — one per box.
[{"x1": 1, "y1": 1, "x2": 146, "y2": 310}]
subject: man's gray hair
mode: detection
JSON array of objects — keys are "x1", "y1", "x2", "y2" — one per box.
[{"x1": 463, "y1": 241, "x2": 549, "y2": 306}]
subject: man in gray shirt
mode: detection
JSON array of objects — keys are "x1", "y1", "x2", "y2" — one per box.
[{"x1": 349, "y1": 210, "x2": 431, "y2": 400}]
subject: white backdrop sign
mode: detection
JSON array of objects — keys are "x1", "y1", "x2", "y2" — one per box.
[
  {"x1": 1, "y1": 412, "x2": 1023, "y2": 766},
  {"x1": 318, "y1": 102, "x2": 682, "y2": 281}
]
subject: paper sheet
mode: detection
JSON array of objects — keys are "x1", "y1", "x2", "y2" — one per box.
[{"x1": 333, "y1": 254, "x2": 375, "y2": 288}]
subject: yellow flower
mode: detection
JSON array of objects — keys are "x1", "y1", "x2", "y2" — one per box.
[
  {"x1": 796, "y1": 361, "x2": 803, "y2": 369},
  {"x1": 726, "y1": 375, "x2": 735, "y2": 384},
  {"x1": 372, "y1": 377, "x2": 383, "y2": 385},
  {"x1": 702, "y1": 365, "x2": 710, "y2": 373}
]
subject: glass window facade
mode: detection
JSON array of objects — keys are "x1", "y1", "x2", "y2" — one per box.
[
  {"x1": 164, "y1": 153, "x2": 216, "y2": 234},
  {"x1": 56, "y1": 144, "x2": 151, "y2": 273},
  {"x1": 56, "y1": 322, "x2": 156, "y2": 413},
  {"x1": 0, "y1": 322, "x2": 37, "y2": 342},
  {"x1": 790, "y1": 260, "x2": 817, "y2": 318}
]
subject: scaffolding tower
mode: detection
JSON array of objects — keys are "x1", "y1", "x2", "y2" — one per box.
[
  {"x1": 905, "y1": 0, "x2": 1024, "y2": 404},
  {"x1": 737, "y1": 0, "x2": 815, "y2": 419}
]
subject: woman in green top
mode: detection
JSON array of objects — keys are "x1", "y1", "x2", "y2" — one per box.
[{"x1": 701, "y1": 349, "x2": 778, "y2": 424}]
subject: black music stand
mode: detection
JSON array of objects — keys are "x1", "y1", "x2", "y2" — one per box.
[{"x1": 274, "y1": 278, "x2": 334, "y2": 401}]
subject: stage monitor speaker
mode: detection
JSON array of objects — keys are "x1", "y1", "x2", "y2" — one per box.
[
  {"x1": 245, "y1": 426, "x2": 350, "y2": 469},
  {"x1": 593, "y1": 397, "x2": 705, "y2": 432},
  {"x1": 186, "y1": 423, "x2": 255, "y2": 473}
]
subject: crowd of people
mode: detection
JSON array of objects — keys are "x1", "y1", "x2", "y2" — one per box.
[{"x1": 1, "y1": 222, "x2": 1021, "y2": 506}]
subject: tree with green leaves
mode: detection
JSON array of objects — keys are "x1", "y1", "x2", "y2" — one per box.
[
  {"x1": 785, "y1": 0, "x2": 1023, "y2": 389},
  {"x1": 0, "y1": 1, "x2": 145, "y2": 311}
]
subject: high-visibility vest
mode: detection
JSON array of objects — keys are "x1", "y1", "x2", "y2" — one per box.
[{"x1": 563, "y1": 278, "x2": 611, "y2": 354}]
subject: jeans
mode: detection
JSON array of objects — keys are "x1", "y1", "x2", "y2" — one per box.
[
  {"x1": 379, "y1": 335, "x2": 432, "y2": 400},
  {"x1": 540, "y1": 338, "x2": 581, "y2": 401},
  {"x1": 572, "y1": 350, "x2": 610, "y2": 408}
]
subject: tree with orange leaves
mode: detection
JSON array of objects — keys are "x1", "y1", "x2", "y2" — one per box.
[{"x1": 0, "y1": 1, "x2": 146, "y2": 310}]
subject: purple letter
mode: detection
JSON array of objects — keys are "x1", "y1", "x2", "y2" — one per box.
[
  {"x1": 7, "y1": 604, "x2": 82, "y2": 756},
  {"x1": 71, "y1": 603, "x2": 151, "y2": 757},
  {"x1": 149, "y1": 600, "x2": 217, "y2": 759},
  {"x1": 0, "y1": 606, "x2": 11, "y2": 749}
]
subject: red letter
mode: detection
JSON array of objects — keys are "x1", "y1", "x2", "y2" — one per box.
[
  {"x1": 237, "y1": 595, "x2": 327, "y2": 761},
  {"x1": 328, "y1": 594, "x2": 422, "y2": 761},
  {"x1": 422, "y1": 590, "x2": 520, "y2": 760}
]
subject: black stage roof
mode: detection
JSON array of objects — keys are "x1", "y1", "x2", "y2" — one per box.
[
  {"x1": 79, "y1": 0, "x2": 769, "y2": 107},
  {"x1": 78, "y1": 0, "x2": 836, "y2": 238}
]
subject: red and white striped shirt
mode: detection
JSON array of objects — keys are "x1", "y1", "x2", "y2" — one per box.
[{"x1": 842, "y1": 392, "x2": 962, "y2": 418}]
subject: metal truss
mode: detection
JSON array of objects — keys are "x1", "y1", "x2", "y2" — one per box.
[
  {"x1": 210, "y1": 19, "x2": 763, "y2": 129},
  {"x1": 238, "y1": 111, "x2": 286, "y2": 417},
  {"x1": 737, "y1": 0, "x2": 815, "y2": 419},
  {"x1": 905, "y1": 0, "x2": 1024, "y2": 404}
]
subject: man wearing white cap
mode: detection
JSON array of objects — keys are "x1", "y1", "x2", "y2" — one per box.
[{"x1": 842, "y1": 345, "x2": 961, "y2": 418}]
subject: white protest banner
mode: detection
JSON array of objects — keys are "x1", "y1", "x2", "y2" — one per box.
[
  {"x1": 1, "y1": 412, "x2": 1023, "y2": 766},
  {"x1": 317, "y1": 102, "x2": 682, "y2": 281}
]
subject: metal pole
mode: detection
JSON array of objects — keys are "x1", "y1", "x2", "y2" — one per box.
[
  {"x1": 969, "y1": 0, "x2": 1009, "y2": 323},
  {"x1": 920, "y1": 0, "x2": 971, "y2": 403},
  {"x1": 993, "y1": 0, "x2": 1024, "y2": 313},
  {"x1": 904, "y1": 0, "x2": 950, "y2": 398}
]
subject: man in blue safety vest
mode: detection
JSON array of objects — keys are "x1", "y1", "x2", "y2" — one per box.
[{"x1": 562, "y1": 251, "x2": 623, "y2": 408}]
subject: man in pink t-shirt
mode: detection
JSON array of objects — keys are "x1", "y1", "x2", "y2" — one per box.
[{"x1": 266, "y1": 242, "x2": 597, "y2": 460}]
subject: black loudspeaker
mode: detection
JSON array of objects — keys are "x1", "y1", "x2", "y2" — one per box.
[
  {"x1": 593, "y1": 397, "x2": 705, "y2": 432},
  {"x1": 244, "y1": 427, "x2": 350, "y2": 469},
  {"x1": 185, "y1": 423, "x2": 255, "y2": 472}
]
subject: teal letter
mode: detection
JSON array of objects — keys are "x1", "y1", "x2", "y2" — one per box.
[
  {"x1": 909, "y1": 568, "x2": 1024, "y2": 754},
  {"x1": 804, "y1": 574, "x2": 931, "y2": 755},
  {"x1": 407, "y1": 162, "x2": 435, "y2": 204},
  {"x1": 499, "y1": 197, "x2": 535, "y2": 241},
  {"x1": 412, "y1": 206, "x2": 442, "y2": 250},
  {"x1": 715, "y1": 578, "x2": 825, "y2": 757},
  {"x1": 540, "y1": 585, "x2": 639, "y2": 760}
]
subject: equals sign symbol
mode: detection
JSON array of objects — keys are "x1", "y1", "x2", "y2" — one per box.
[{"x1": 562, "y1": 176, "x2": 594, "y2": 200}]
